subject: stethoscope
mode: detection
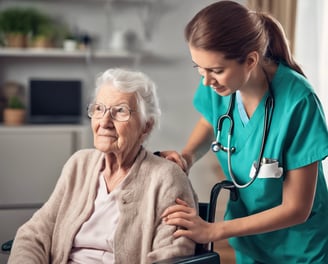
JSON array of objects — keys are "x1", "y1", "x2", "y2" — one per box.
[{"x1": 211, "y1": 84, "x2": 274, "y2": 189}]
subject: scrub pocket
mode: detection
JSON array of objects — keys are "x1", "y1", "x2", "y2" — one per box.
[{"x1": 249, "y1": 159, "x2": 283, "y2": 179}]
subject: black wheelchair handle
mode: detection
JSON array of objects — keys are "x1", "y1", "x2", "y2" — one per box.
[
  {"x1": 208, "y1": 180, "x2": 238, "y2": 224},
  {"x1": 207, "y1": 180, "x2": 238, "y2": 252}
]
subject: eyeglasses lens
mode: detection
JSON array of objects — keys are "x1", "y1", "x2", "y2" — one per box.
[{"x1": 87, "y1": 104, "x2": 131, "y2": 121}]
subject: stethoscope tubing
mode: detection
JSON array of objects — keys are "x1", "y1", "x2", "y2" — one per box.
[{"x1": 212, "y1": 91, "x2": 274, "y2": 189}]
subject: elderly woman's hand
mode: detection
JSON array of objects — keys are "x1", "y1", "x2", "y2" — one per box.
[{"x1": 157, "y1": 151, "x2": 190, "y2": 174}]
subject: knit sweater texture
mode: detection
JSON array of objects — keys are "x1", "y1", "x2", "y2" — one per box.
[{"x1": 8, "y1": 148, "x2": 197, "y2": 264}]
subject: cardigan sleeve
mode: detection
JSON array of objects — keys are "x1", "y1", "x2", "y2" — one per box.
[{"x1": 147, "y1": 161, "x2": 198, "y2": 262}]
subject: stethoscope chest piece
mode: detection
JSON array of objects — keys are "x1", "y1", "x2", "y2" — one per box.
[
  {"x1": 211, "y1": 141, "x2": 221, "y2": 152},
  {"x1": 211, "y1": 140, "x2": 236, "y2": 153}
]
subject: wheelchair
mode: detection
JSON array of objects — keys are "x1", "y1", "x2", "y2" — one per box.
[{"x1": 153, "y1": 180, "x2": 238, "y2": 264}]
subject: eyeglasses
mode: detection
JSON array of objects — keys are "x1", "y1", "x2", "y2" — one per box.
[{"x1": 87, "y1": 103, "x2": 135, "y2": 122}]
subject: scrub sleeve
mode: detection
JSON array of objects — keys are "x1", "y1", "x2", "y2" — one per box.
[{"x1": 193, "y1": 63, "x2": 328, "y2": 263}]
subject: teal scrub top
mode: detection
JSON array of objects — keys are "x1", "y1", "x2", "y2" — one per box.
[{"x1": 193, "y1": 62, "x2": 328, "y2": 263}]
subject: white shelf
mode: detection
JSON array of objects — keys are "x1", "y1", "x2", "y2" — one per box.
[
  {"x1": 6, "y1": 0, "x2": 153, "y2": 3},
  {"x1": 0, "y1": 123, "x2": 89, "y2": 132},
  {"x1": 0, "y1": 48, "x2": 142, "y2": 60}
]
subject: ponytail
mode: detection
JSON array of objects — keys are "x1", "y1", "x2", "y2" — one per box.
[{"x1": 258, "y1": 13, "x2": 305, "y2": 77}]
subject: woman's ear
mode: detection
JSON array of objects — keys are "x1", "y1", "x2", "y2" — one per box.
[
  {"x1": 245, "y1": 51, "x2": 259, "y2": 70},
  {"x1": 141, "y1": 119, "x2": 154, "y2": 139}
]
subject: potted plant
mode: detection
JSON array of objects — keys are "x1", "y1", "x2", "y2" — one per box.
[
  {"x1": 0, "y1": 7, "x2": 32, "y2": 47},
  {"x1": 31, "y1": 19, "x2": 55, "y2": 48},
  {"x1": 29, "y1": 12, "x2": 59, "y2": 48},
  {"x1": 63, "y1": 32, "x2": 78, "y2": 51},
  {"x1": 3, "y1": 95, "x2": 26, "y2": 125},
  {"x1": 0, "y1": 7, "x2": 57, "y2": 48}
]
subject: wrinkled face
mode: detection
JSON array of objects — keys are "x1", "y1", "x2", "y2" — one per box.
[
  {"x1": 189, "y1": 45, "x2": 253, "y2": 96},
  {"x1": 91, "y1": 83, "x2": 145, "y2": 155}
]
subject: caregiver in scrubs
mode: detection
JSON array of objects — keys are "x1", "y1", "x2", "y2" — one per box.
[{"x1": 160, "y1": 1, "x2": 328, "y2": 263}]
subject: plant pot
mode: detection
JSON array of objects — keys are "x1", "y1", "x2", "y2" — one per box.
[
  {"x1": 4, "y1": 33, "x2": 27, "y2": 48},
  {"x1": 63, "y1": 39, "x2": 77, "y2": 51},
  {"x1": 31, "y1": 36, "x2": 53, "y2": 48},
  {"x1": 3, "y1": 108, "x2": 26, "y2": 125}
]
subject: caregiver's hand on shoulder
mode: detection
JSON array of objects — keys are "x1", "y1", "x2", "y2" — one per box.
[
  {"x1": 158, "y1": 151, "x2": 190, "y2": 174},
  {"x1": 161, "y1": 198, "x2": 214, "y2": 244}
]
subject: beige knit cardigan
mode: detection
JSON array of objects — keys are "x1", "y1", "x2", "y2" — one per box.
[{"x1": 8, "y1": 148, "x2": 197, "y2": 264}]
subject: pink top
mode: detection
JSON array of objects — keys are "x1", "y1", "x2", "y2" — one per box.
[{"x1": 68, "y1": 174, "x2": 121, "y2": 264}]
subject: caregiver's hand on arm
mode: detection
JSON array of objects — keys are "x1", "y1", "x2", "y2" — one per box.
[
  {"x1": 159, "y1": 117, "x2": 214, "y2": 173},
  {"x1": 159, "y1": 151, "x2": 190, "y2": 174},
  {"x1": 161, "y1": 198, "x2": 215, "y2": 244}
]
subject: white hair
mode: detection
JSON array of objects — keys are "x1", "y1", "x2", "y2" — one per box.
[{"x1": 93, "y1": 68, "x2": 161, "y2": 132}]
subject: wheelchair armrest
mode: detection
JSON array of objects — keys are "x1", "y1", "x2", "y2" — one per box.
[
  {"x1": 153, "y1": 251, "x2": 220, "y2": 264},
  {"x1": 1, "y1": 240, "x2": 13, "y2": 252}
]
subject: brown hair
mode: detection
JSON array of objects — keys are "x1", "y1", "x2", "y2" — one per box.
[{"x1": 185, "y1": 1, "x2": 305, "y2": 76}]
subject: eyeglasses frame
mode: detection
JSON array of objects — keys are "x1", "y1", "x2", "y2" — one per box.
[{"x1": 87, "y1": 102, "x2": 136, "y2": 122}]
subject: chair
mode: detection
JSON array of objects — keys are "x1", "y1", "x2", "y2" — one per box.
[{"x1": 153, "y1": 180, "x2": 238, "y2": 264}]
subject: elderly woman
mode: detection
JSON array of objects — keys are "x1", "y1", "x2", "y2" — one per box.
[{"x1": 8, "y1": 68, "x2": 197, "y2": 264}]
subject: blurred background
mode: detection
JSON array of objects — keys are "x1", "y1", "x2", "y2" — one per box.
[{"x1": 0, "y1": 0, "x2": 327, "y2": 263}]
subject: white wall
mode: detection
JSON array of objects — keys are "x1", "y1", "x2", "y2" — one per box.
[{"x1": 0, "y1": 0, "x2": 246, "y2": 202}]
